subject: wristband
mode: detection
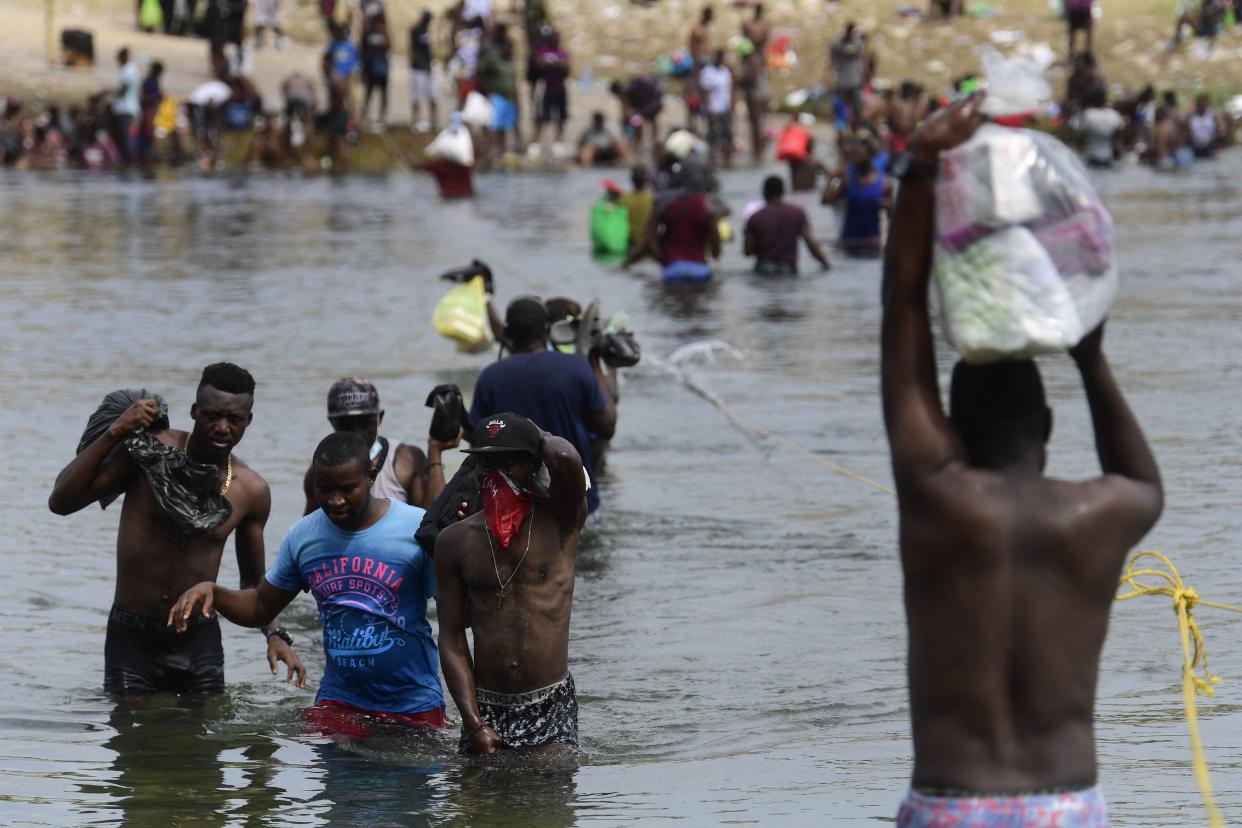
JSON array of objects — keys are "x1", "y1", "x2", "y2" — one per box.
[
  {"x1": 898, "y1": 156, "x2": 939, "y2": 182},
  {"x1": 263, "y1": 626, "x2": 293, "y2": 646}
]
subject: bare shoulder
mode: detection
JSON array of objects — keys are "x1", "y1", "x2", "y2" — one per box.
[
  {"x1": 395, "y1": 441, "x2": 427, "y2": 469},
  {"x1": 1061, "y1": 474, "x2": 1162, "y2": 542},
  {"x1": 228, "y1": 457, "x2": 271, "y2": 513},
  {"x1": 435, "y1": 514, "x2": 481, "y2": 563}
]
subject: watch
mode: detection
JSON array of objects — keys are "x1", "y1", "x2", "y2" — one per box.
[{"x1": 264, "y1": 626, "x2": 294, "y2": 646}]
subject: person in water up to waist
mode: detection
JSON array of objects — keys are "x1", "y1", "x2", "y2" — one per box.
[
  {"x1": 744, "y1": 175, "x2": 831, "y2": 275},
  {"x1": 881, "y1": 96, "x2": 1163, "y2": 827},
  {"x1": 170, "y1": 431, "x2": 448, "y2": 736},
  {"x1": 302, "y1": 377, "x2": 461, "y2": 515},
  {"x1": 435, "y1": 413, "x2": 586, "y2": 755},
  {"x1": 470, "y1": 298, "x2": 616, "y2": 516},
  {"x1": 49, "y1": 363, "x2": 305, "y2": 698},
  {"x1": 822, "y1": 131, "x2": 892, "y2": 257}
]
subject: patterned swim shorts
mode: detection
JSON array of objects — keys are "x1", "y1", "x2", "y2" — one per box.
[
  {"x1": 898, "y1": 786, "x2": 1109, "y2": 827},
  {"x1": 460, "y1": 673, "x2": 579, "y2": 753}
]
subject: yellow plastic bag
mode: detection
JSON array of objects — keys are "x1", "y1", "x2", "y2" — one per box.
[
  {"x1": 433, "y1": 275, "x2": 493, "y2": 352},
  {"x1": 154, "y1": 95, "x2": 177, "y2": 136},
  {"x1": 717, "y1": 218, "x2": 733, "y2": 243}
]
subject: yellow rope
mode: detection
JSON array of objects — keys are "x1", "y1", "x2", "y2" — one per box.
[
  {"x1": 699, "y1": 387, "x2": 1239, "y2": 824},
  {"x1": 1115, "y1": 550, "x2": 1242, "y2": 828}
]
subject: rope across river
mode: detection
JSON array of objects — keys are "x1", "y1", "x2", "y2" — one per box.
[{"x1": 685, "y1": 367, "x2": 1238, "y2": 826}]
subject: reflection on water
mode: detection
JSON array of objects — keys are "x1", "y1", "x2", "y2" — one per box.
[{"x1": 2, "y1": 157, "x2": 1242, "y2": 824}]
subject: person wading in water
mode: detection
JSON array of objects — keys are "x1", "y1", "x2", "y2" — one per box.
[
  {"x1": 435, "y1": 413, "x2": 587, "y2": 755},
  {"x1": 50, "y1": 363, "x2": 305, "y2": 699},
  {"x1": 881, "y1": 97, "x2": 1163, "y2": 826}
]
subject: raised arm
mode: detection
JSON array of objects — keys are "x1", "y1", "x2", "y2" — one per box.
[
  {"x1": 48, "y1": 399, "x2": 154, "y2": 515},
  {"x1": 584, "y1": 353, "x2": 618, "y2": 441},
  {"x1": 235, "y1": 481, "x2": 306, "y2": 686},
  {"x1": 543, "y1": 432, "x2": 587, "y2": 532},
  {"x1": 1069, "y1": 325, "x2": 1164, "y2": 535},
  {"x1": 435, "y1": 528, "x2": 501, "y2": 754},
  {"x1": 881, "y1": 98, "x2": 982, "y2": 490}
]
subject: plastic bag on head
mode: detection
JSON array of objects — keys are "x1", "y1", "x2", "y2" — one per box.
[
  {"x1": 979, "y1": 48, "x2": 1051, "y2": 117},
  {"x1": 932, "y1": 123, "x2": 1118, "y2": 364}
]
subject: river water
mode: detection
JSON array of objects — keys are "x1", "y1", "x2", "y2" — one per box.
[{"x1": 1, "y1": 156, "x2": 1240, "y2": 826}]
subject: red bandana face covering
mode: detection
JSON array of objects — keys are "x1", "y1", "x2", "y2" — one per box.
[{"x1": 481, "y1": 470, "x2": 534, "y2": 551}]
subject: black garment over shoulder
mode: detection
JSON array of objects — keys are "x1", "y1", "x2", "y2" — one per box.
[{"x1": 78, "y1": 389, "x2": 232, "y2": 544}]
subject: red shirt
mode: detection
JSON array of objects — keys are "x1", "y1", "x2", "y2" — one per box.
[{"x1": 659, "y1": 193, "x2": 710, "y2": 264}]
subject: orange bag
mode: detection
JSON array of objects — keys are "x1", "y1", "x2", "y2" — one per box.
[{"x1": 776, "y1": 124, "x2": 811, "y2": 162}]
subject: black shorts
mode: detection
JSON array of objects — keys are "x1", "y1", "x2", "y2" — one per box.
[
  {"x1": 540, "y1": 86, "x2": 568, "y2": 125},
  {"x1": 1067, "y1": 9, "x2": 1092, "y2": 31},
  {"x1": 104, "y1": 606, "x2": 225, "y2": 697}
]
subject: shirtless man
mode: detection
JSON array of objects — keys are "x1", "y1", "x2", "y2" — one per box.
[
  {"x1": 685, "y1": 5, "x2": 714, "y2": 131},
  {"x1": 881, "y1": 98, "x2": 1163, "y2": 824},
  {"x1": 739, "y1": 4, "x2": 771, "y2": 165},
  {"x1": 50, "y1": 363, "x2": 305, "y2": 698},
  {"x1": 436, "y1": 412, "x2": 586, "y2": 755},
  {"x1": 886, "y1": 82, "x2": 923, "y2": 157},
  {"x1": 302, "y1": 377, "x2": 457, "y2": 515}
]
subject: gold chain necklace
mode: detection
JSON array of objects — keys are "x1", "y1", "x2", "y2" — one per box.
[
  {"x1": 485, "y1": 503, "x2": 535, "y2": 608},
  {"x1": 183, "y1": 433, "x2": 233, "y2": 496}
]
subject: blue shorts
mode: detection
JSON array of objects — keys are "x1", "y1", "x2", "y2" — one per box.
[
  {"x1": 491, "y1": 95, "x2": 517, "y2": 131},
  {"x1": 662, "y1": 260, "x2": 713, "y2": 282},
  {"x1": 898, "y1": 786, "x2": 1108, "y2": 827}
]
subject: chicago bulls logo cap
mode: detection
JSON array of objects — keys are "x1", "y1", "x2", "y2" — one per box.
[{"x1": 462, "y1": 412, "x2": 541, "y2": 457}]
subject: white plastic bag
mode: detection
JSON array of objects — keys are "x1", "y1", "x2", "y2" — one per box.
[
  {"x1": 425, "y1": 112, "x2": 475, "y2": 166},
  {"x1": 979, "y1": 48, "x2": 1051, "y2": 118},
  {"x1": 933, "y1": 123, "x2": 1118, "y2": 364},
  {"x1": 460, "y1": 90, "x2": 494, "y2": 128}
]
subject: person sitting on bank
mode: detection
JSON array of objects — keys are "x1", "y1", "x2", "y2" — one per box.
[
  {"x1": 170, "y1": 431, "x2": 448, "y2": 736},
  {"x1": 881, "y1": 96, "x2": 1163, "y2": 826},
  {"x1": 744, "y1": 175, "x2": 831, "y2": 275},
  {"x1": 578, "y1": 111, "x2": 628, "y2": 167},
  {"x1": 302, "y1": 377, "x2": 460, "y2": 515},
  {"x1": 435, "y1": 413, "x2": 587, "y2": 755}
]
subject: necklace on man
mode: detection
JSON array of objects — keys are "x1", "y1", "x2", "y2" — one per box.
[
  {"x1": 183, "y1": 433, "x2": 233, "y2": 496},
  {"x1": 485, "y1": 504, "x2": 535, "y2": 608}
]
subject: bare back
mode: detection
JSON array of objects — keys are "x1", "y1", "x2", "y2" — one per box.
[
  {"x1": 439, "y1": 507, "x2": 577, "y2": 692},
  {"x1": 902, "y1": 469, "x2": 1135, "y2": 791},
  {"x1": 881, "y1": 100, "x2": 1162, "y2": 796}
]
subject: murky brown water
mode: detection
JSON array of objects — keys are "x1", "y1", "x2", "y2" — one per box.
[{"x1": 1, "y1": 157, "x2": 1240, "y2": 825}]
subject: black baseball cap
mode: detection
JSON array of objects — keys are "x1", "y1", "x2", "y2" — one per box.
[
  {"x1": 327, "y1": 377, "x2": 381, "y2": 418},
  {"x1": 462, "y1": 412, "x2": 541, "y2": 457}
]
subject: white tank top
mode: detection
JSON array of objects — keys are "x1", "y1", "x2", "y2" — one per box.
[{"x1": 371, "y1": 438, "x2": 409, "y2": 504}]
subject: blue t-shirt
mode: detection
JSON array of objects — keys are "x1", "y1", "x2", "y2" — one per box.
[
  {"x1": 265, "y1": 501, "x2": 442, "y2": 714},
  {"x1": 470, "y1": 351, "x2": 607, "y2": 513},
  {"x1": 328, "y1": 39, "x2": 360, "y2": 79}
]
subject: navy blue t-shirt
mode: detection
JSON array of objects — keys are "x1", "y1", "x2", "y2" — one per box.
[{"x1": 470, "y1": 351, "x2": 607, "y2": 513}]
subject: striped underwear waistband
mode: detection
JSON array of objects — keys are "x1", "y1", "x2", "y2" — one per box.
[{"x1": 476, "y1": 674, "x2": 571, "y2": 708}]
